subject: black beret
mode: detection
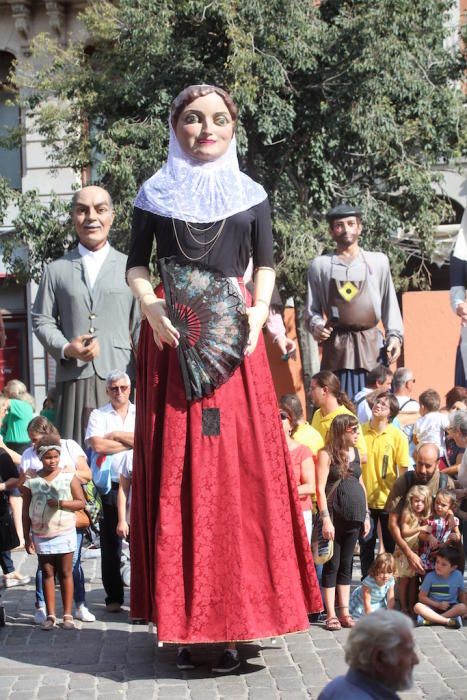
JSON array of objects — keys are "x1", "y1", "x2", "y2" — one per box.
[{"x1": 326, "y1": 203, "x2": 362, "y2": 222}]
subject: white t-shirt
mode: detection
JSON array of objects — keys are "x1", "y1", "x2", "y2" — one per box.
[
  {"x1": 20, "y1": 438, "x2": 85, "y2": 475},
  {"x1": 354, "y1": 387, "x2": 372, "y2": 424},
  {"x1": 396, "y1": 395, "x2": 420, "y2": 413},
  {"x1": 413, "y1": 412, "x2": 450, "y2": 451},
  {"x1": 85, "y1": 402, "x2": 135, "y2": 482}
]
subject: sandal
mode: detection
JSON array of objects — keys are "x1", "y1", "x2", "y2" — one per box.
[
  {"x1": 324, "y1": 616, "x2": 341, "y2": 631},
  {"x1": 338, "y1": 615, "x2": 355, "y2": 628},
  {"x1": 62, "y1": 614, "x2": 75, "y2": 630},
  {"x1": 41, "y1": 615, "x2": 57, "y2": 631}
]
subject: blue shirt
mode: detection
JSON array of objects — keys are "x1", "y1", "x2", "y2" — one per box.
[
  {"x1": 318, "y1": 669, "x2": 400, "y2": 700},
  {"x1": 420, "y1": 569, "x2": 464, "y2": 605},
  {"x1": 349, "y1": 575, "x2": 395, "y2": 619}
]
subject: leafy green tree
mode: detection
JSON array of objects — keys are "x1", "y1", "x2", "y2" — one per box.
[{"x1": 1, "y1": 0, "x2": 465, "y2": 297}]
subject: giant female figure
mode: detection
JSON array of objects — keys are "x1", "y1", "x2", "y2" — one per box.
[{"x1": 126, "y1": 85, "x2": 321, "y2": 670}]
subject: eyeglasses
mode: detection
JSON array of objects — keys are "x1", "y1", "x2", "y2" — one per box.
[
  {"x1": 108, "y1": 385, "x2": 130, "y2": 393},
  {"x1": 346, "y1": 426, "x2": 359, "y2": 434},
  {"x1": 279, "y1": 411, "x2": 288, "y2": 420}
]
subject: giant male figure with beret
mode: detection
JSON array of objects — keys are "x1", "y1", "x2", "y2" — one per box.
[
  {"x1": 32, "y1": 186, "x2": 140, "y2": 444},
  {"x1": 306, "y1": 204, "x2": 403, "y2": 399}
]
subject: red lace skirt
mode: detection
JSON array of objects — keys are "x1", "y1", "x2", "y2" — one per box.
[{"x1": 130, "y1": 311, "x2": 322, "y2": 643}]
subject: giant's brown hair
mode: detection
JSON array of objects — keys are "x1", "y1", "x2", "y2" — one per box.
[{"x1": 170, "y1": 84, "x2": 238, "y2": 128}]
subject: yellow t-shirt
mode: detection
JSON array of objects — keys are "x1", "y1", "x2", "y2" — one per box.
[
  {"x1": 311, "y1": 405, "x2": 367, "y2": 457},
  {"x1": 293, "y1": 422, "x2": 324, "y2": 457},
  {"x1": 362, "y1": 422, "x2": 410, "y2": 509}
]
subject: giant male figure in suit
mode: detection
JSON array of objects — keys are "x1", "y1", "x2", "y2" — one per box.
[{"x1": 32, "y1": 186, "x2": 140, "y2": 444}]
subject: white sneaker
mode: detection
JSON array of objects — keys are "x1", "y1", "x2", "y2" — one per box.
[
  {"x1": 34, "y1": 607, "x2": 47, "y2": 625},
  {"x1": 75, "y1": 605, "x2": 96, "y2": 622},
  {"x1": 3, "y1": 574, "x2": 31, "y2": 588}
]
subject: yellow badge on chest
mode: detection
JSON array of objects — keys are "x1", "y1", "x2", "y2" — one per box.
[{"x1": 338, "y1": 281, "x2": 359, "y2": 302}]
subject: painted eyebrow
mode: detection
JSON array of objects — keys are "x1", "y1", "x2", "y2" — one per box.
[{"x1": 183, "y1": 110, "x2": 230, "y2": 117}]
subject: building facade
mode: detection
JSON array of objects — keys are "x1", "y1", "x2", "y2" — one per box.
[{"x1": 0, "y1": 1, "x2": 85, "y2": 404}]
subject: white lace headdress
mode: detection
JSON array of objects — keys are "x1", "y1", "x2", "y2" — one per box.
[{"x1": 134, "y1": 119, "x2": 267, "y2": 224}]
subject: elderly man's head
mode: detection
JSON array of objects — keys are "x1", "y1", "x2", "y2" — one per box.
[
  {"x1": 414, "y1": 443, "x2": 440, "y2": 484},
  {"x1": 71, "y1": 186, "x2": 114, "y2": 252},
  {"x1": 393, "y1": 367, "x2": 416, "y2": 396},
  {"x1": 345, "y1": 610, "x2": 418, "y2": 691},
  {"x1": 449, "y1": 410, "x2": 467, "y2": 448},
  {"x1": 106, "y1": 370, "x2": 131, "y2": 409}
]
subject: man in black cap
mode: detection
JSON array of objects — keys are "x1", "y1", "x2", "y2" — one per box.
[{"x1": 306, "y1": 204, "x2": 403, "y2": 398}]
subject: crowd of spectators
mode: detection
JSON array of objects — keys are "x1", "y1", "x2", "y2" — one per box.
[
  {"x1": 0, "y1": 361, "x2": 465, "y2": 694},
  {"x1": 281, "y1": 366, "x2": 467, "y2": 632}
]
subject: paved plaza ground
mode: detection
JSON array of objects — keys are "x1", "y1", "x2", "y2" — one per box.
[{"x1": 1, "y1": 549, "x2": 467, "y2": 700}]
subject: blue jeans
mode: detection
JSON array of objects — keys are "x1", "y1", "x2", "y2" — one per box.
[
  {"x1": 35, "y1": 529, "x2": 86, "y2": 607},
  {"x1": 0, "y1": 551, "x2": 14, "y2": 575}
]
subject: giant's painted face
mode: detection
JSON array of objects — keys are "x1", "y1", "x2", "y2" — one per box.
[{"x1": 174, "y1": 92, "x2": 235, "y2": 163}]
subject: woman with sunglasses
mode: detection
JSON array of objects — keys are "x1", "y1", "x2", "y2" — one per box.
[
  {"x1": 316, "y1": 413, "x2": 370, "y2": 631},
  {"x1": 280, "y1": 409, "x2": 316, "y2": 542}
]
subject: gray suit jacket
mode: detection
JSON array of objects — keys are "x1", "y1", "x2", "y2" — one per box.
[{"x1": 32, "y1": 246, "x2": 140, "y2": 383}]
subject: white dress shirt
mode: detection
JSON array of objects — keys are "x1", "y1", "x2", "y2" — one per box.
[
  {"x1": 78, "y1": 241, "x2": 110, "y2": 290},
  {"x1": 85, "y1": 402, "x2": 135, "y2": 482}
]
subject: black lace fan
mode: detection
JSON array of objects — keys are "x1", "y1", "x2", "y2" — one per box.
[{"x1": 158, "y1": 257, "x2": 249, "y2": 401}]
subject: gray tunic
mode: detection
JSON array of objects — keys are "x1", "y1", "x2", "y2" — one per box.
[{"x1": 306, "y1": 250, "x2": 403, "y2": 371}]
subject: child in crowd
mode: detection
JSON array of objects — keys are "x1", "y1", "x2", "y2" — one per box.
[
  {"x1": 22, "y1": 436, "x2": 84, "y2": 630},
  {"x1": 414, "y1": 543, "x2": 467, "y2": 628},
  {"x1": 413, "y1": 389, "x2": 450, "y2": 456},
  {"x1": 349, "y1": 553, "x2": 395, "y2": 619},
  {"x1": 393, "y1": 485, "x2": 431, "y2": 614},
  {"x1": 419, "y1": 489, "x2": 461, "y2": 572}
]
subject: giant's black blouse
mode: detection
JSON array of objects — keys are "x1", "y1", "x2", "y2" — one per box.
[{"x1": 126, "y1": 198, "x2": 274, "y2": 277}]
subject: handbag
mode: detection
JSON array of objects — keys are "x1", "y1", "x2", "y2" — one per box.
[
  {"x1": 82, "y1": 480, "x2": 102, "y2": 525},
  {"x1": 311, "y1": 478, "x2": 342, "y2": 565},
  {"x1": 90, "y1": 452, "x2": 113, "y2": 495},
  {"x1": 75, "y1": 507, "x2": 91, "y2": 529}
]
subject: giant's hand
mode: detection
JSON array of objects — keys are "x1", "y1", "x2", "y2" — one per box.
[
  {"x1": 246, "y1": 305, "x2": 268, "y2": 356},
  {"x1": 64, "y1": 335, "x2": 100, "y2": 362},
  {"x1": 141, "y1": 296, "x2": 180, "y2": 351},
  {"x1": 386, "y1": 336, "x2": 401, "y2": 362},
  {"x1": 315, "y1": 325, "x2": 332, "y2": 342},
  {"x1": 275, "y1": 334, "x2": 297, "y2": 358}
]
